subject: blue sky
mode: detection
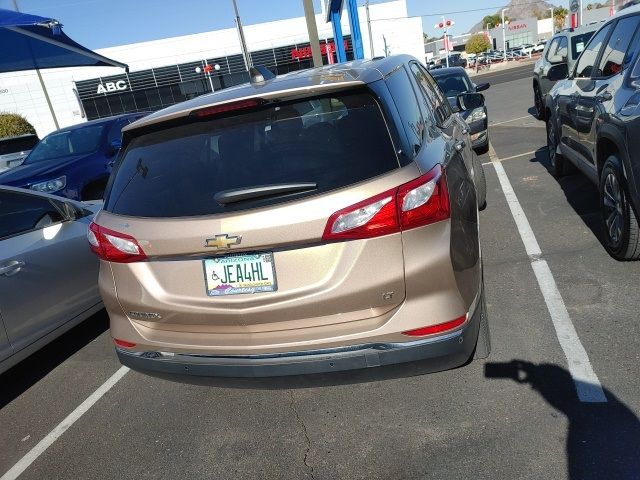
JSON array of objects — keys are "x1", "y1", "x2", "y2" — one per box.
[{"x1": 2, "y1": 0, "x2": 575, "y2": 49}]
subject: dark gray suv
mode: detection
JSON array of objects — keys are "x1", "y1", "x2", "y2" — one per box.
[
  {"x1": 533, "y1": 24, "x2": 600, "y2": 119},
  {"x1": 545, "y1": 5, "x2": 640, "y2": 260}
]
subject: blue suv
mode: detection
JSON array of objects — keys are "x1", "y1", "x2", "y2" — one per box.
[{"x1": 0, "y1": 113, "x2": 146, "y2": 200}]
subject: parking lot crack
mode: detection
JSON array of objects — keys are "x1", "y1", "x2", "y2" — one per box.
[{"x1": 288, "y1": 390, "x2": 315, "y2": 480}]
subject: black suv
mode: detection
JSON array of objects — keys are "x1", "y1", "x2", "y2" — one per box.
[{"x1": 545, "y1": 5, "x2": 640, "y2": 260}]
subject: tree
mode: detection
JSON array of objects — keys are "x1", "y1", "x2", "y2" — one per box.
[
  {"x1": 554, "y1": 6, "x2": 569, "y2": 31},
  {"x1": 0, "y1": 113, "x2": 36, "y2": 138},
  {"x1": 481, "y1": 13, "x2": 509, "y2": 29},
  {"x1": 466, "y1": 33, "x2": 491, "y2": 72}
]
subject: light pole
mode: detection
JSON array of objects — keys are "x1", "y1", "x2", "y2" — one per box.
[
  {"x1": 196, "y1": 63, "x2": 220, "y2": 93},
  {"x1": 365, "y1": 0, "x2": 374, "y2": 58},
  {"x1": 501, "y1": 8, "x2": 508, "y2": 62},
  {"x1": 442, "y1": 16, "x2": 449, "y2": 68},
  {"x1": 549, "y1": 7, "x2": 554, "y2": 34}
]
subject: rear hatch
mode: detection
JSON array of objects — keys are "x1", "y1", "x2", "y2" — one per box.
[{"x1": 96, "y1": 90, "x2": 413, "y2": 343}]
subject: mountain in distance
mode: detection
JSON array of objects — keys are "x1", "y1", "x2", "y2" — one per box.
[{"x1": 468, "y1": 0, "x2": 555, "y2": 33}]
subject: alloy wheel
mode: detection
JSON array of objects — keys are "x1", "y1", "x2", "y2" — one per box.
[{"x1": 603, "y1": 172, "x2": 623, "y2": 247}]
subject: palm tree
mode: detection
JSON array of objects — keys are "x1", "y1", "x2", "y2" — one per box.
[{"x1": 554, "y1": 6, "x2": 569, "y2": 31}]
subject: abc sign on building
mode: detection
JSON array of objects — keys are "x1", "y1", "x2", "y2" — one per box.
[{"x1": 96, "y1": 80, "x2": 128, "y2": 94}]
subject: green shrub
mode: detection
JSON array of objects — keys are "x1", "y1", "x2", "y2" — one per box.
[{"x1": 0, "y1": 113, "x2": 37, "y2": 138}]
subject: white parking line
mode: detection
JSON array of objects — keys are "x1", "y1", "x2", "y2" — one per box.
[
  {"x1": 489, "y1": 115, "x2": 533, "y2": 126},
  {"x1": 481, "y1": 150, "x2": 537, "y2": 165},
  {"x1": 488, "y1": 144, "x2": 607, "y2": 403},
  {"x1": 0, "y1": 366, "x2": 130, "y2": 480}
]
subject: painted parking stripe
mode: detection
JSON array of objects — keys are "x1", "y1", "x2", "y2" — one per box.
[
  {"x1": 481, "y1": 150, "x2": 537, "y2": 166},
  {"x1": 488, "y1": 144, "x2": 607, "y2": 403},
  {"x1": 0, "y1": 366, "x2": 130, "y2": 480}
]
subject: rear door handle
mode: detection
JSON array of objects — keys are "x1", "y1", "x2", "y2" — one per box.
[
  {"x1": 597, "y1": 91, "x2": 612, "y2": 102},
  {"x1": 0, "y1": 260, "x2": 25, "y2": 277}
]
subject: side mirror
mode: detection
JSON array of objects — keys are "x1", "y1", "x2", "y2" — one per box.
[
  {"x1": 547, "y1": 63, "x2": 569, "y2": 81},
  {"x1": 548, "y1": 54, "x2": 567, "y2": 65},
  {"x1": 55, "y1": 200, "x2": 78, "y2": 221},
  {"x1": 108, "y1": 139, "x2": 121, "y2": 156},
  {"x1": 475, "y1": 82, "x2": 490, "y2": 92},
  {"x1": 456, "y1": 92, "x2": 485, "y2": 111}
]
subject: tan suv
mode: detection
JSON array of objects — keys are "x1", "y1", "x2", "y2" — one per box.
[{"x1": 89, "y1": 55, "x2": 490, "y2": 377}]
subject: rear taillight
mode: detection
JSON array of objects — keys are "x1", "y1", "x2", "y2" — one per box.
[
  {"x1": 322, "y1": 164, "x2": 449, "y2": 241},
  {"x1": 88, "y1": 222, "x2": 147, "y2": 263}
]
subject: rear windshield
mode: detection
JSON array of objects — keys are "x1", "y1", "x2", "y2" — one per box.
[
  {"x1": 104, "y1": 92, "x2": 399, "y2": 218},
  {"x1": 571, "y1": 32, "x2": 595, "y2": 60}
]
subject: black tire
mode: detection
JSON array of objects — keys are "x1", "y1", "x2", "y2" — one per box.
[
  {"x1": 534, "y1": 84, "x2": 545, "y2": 121},
  {"x1": 474, "y1": 140, "x2": 489, "y2": 155},
  {"x1": 599, "y1": 157, "x2": 640, "y2": 261},
  {"x1": 546, "y1": 117, "x2": 566, "y2": 178},
  {"x1": 472, "y1": 152, "x2": 487, "y2": 210},
  {"x1": 473, "y1": 286, "x2": 491, "y2": 360}
]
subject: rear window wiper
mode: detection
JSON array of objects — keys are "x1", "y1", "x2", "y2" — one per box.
[{"x1": 214, "y1": 183, "x2": 318, "y2": 205}]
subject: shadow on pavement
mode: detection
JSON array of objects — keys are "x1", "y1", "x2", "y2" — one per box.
[
  {"x1": 531, "y1": 146, "x2": 604, "y2": 244},
  {"x1": 485, "y1": 360, "x2": 640, "y2": 480},
  {"x1": 0, "y1": 310, "x2": 109, "y2": 409}
]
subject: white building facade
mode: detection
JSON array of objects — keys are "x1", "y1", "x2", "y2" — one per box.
[{"x1": 0, "y1": 0, "x2": 423, "y2": 137}]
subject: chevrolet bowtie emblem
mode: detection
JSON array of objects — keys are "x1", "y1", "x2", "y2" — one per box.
[{"x1": 205, "y1": 234, "x2": 242, "y2": 249}]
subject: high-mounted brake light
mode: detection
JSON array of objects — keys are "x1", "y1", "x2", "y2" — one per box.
[
  {"x1": 88, "y1": 222, "x2": 147, "y2": 263},
  {"x1": 322, "y1": 164, "x2": 450, "y2": 242},
  {"x1": 191, "y1": 99, "x2": 260, "y2": 118},
  {"x1": 401, "y1": 314, "x2": 467, "y2": 337}
]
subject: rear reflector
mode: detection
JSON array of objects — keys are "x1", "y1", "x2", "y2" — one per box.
[
  {"x1": 113, "y1": 338, "x2": 136, "y2": 348},
  {"x1": 322, "y1": 164, "x2": 449, "y2": 242},
  {"x1": 88, "y1": 222, "x2": 147, "y2": 263},
  {"x1": 191, "y1": 99, "x2": 260, "y2": 117},
  {"x1": 401, "y1": 314, "x2": 467, "y2": 337}
]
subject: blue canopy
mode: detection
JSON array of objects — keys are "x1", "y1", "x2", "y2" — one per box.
[{"x1": 0, "y1": 8, "x2": 128, "y2": 73}]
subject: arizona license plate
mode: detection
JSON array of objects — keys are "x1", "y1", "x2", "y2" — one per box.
[{"x1": 203, "y1": 253, "x2": 277, "y2": 296}]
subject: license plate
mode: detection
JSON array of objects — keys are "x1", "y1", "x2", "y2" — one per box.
[{"x1": 203, "y1": 253, "x2": 277, "y2": 296}]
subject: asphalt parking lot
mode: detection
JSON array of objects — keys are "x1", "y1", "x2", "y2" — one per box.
[{"x1": 1, "y1": 63, "x2": 639, "y2": 480}]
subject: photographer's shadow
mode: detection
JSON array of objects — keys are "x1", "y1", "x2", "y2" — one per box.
[{"x1": 486, "y1": 360, "x2": 640, "y2": 480}]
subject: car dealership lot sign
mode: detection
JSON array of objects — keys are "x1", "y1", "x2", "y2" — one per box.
[{"x1": 96, "y1": 80, "x2": 128, "y2": 94}]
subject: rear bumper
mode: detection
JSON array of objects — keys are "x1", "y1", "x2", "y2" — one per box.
[{"x1": 116, "y1": 290, "x2": 484, "y2": 378}]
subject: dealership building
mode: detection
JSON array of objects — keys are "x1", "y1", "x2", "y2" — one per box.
[
  {"x1": 0, "y1": 0, "x2": 422, "y2": 137},
  {"x1": 425, "y1": 5, "x2": 614, "y2": 60}
]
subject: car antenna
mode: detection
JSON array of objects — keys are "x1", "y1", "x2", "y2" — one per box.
[{"x1": 249, "y1": 65, "x2": 276, "y2": 85}]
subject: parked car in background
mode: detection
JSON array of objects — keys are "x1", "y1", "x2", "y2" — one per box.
[
  {"x1": 533, "y1": 40, "x2": 547, "y2": 53},
  {"x1": 0, "y1": 185, "x2": 102, "y2": 374},
  {"x1": 0, "y1": 133, "x2": 39, "y2": 173},
  {"x1": 519, "y1": 44, "x2": 536, "y2": 56},
  {"x1": 0, "y1": 113, "x2": 147, "y2": 201},
  {"x1": 544, "y1": 5, "x2": 640, "y2": 260},
  {"x1": 91, "y1": 55, "x2": 490, "y2": 378},
  {"x1": 533, "y1": 23, "x2": 601, "y2": 119},
  {"x1": 431, "y1": 66, "x2": 491, "y2": 154}
]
